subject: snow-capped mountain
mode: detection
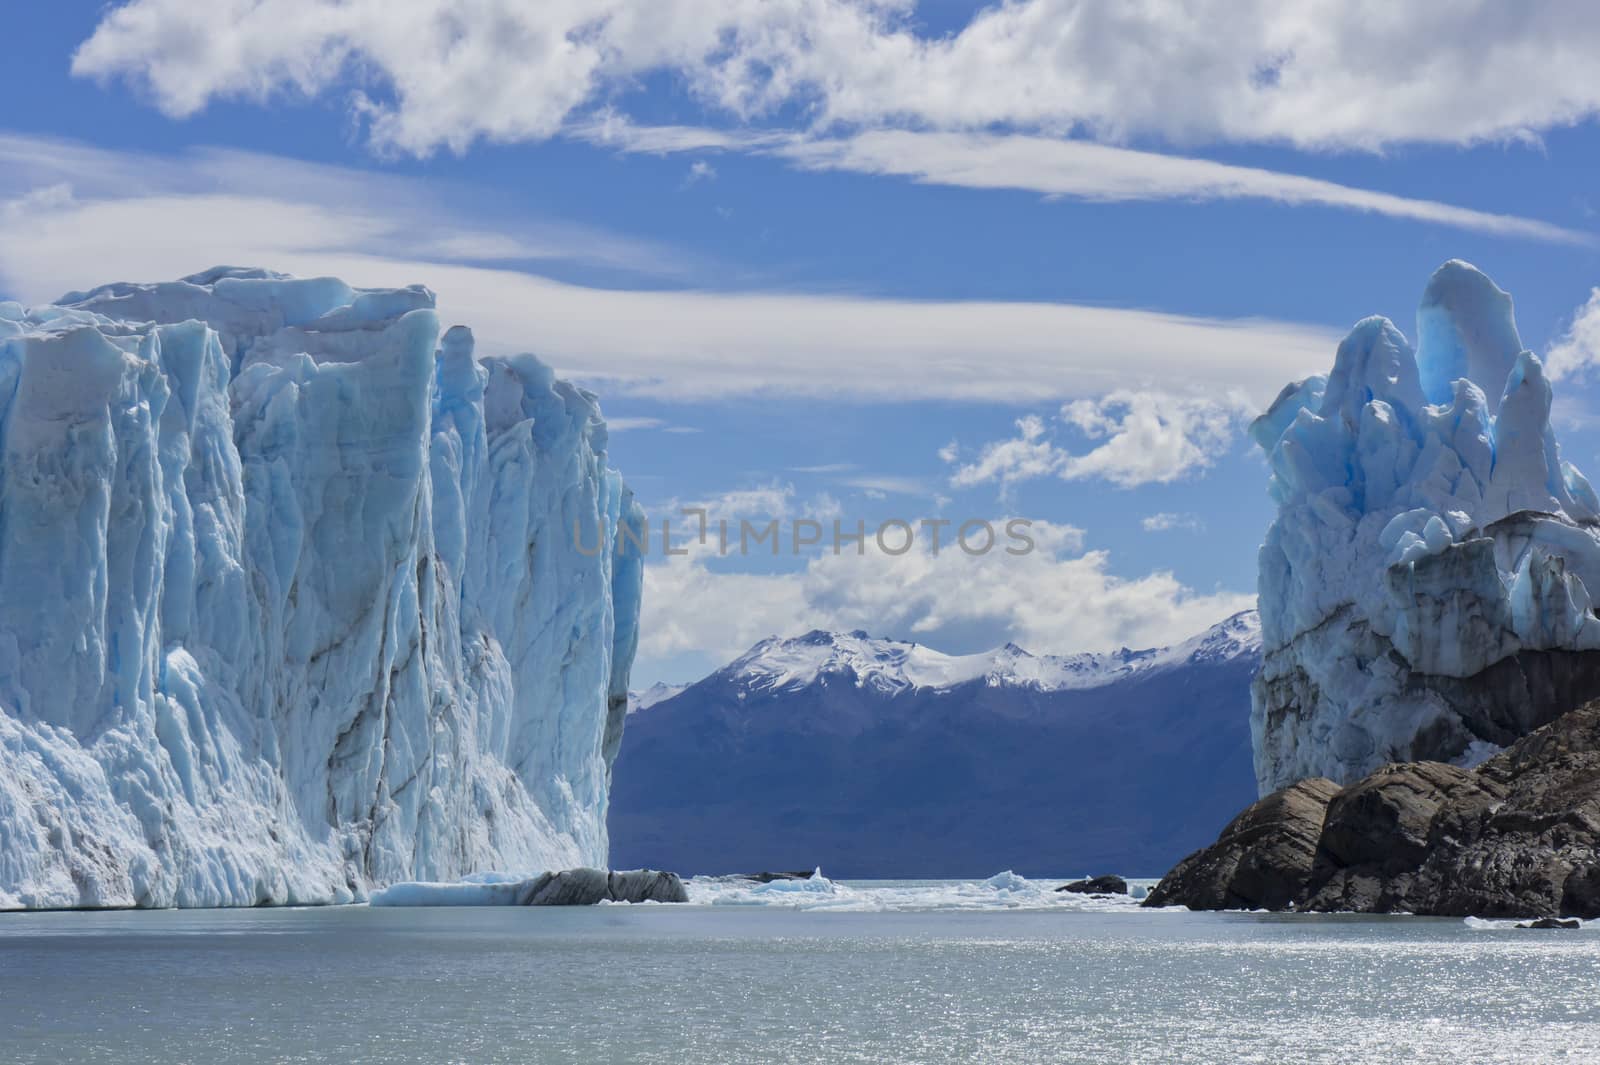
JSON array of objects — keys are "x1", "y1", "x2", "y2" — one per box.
[
  {"x1": 0, "y1": 269, "x2": 642, "y2": 909},
  {"x1": 628, "y1": 682, "x2": 689, "y2": 714},
  {"x1": 723, "y1": 613, "x2": 1260, "y2": 697},
  {"x1": 609, "y1": 612, "x2": 1261, "y2": 878}
]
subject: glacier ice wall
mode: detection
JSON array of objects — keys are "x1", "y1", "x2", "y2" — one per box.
[
  {"x1": 1252, "y1": 260, "x2": 1600, "y2": 795},
  {"x1": 0, "y1": 268, "x2": 644, "y2": 909}
]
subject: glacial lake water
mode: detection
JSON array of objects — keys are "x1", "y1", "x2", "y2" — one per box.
[{"x1": 2, "y1": 874, "x2": 1597, "y2": 1064}]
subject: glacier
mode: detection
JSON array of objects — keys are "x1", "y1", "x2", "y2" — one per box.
[
  {"x1": 0, "y1": 267, "x2": 644, "y2": 909},
  {"x1": 1252, "y1": 260, "x2": 1600, "y2": 794}
]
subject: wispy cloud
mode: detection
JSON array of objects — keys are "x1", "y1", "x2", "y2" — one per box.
[
  {"x1": 789, "y1": 462, "x2": 859, "y2": 474},
  {"x1": 0, "y1": 132, "x2": 695, "y2": 285},
  {"x1": 574, "y1": 118, "x2": 1592, "y2": 246},
  {"x1": 607, "y1": 416, "x2": 700, "y2": 433},
  {"x1": 838, "y1": 475, "x2": 933, "y2": 497},
  {"x1": 776, "y1": 130, "x2": 1593, "y2": 246},
  {"x1": 0, "y1": 134, "x2": 1340, "y2": 406},
  {"x1": 1142, "y1": 512, "x2": 1206, "y2": 533}
]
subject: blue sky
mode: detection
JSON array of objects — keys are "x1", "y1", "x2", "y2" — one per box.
[{"x1": 4, "y1": 1, "x2": 1600, "y2": 684}]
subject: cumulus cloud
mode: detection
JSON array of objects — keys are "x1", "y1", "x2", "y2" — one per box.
[
  {"x1": 67, "y1": 1, "x2": 1598, "y2": 243},
  {"x1": 74, "y1": 0, "x2": 1600, "y2": 154},
  {"x1": 1546, "y1": 289, "x2": 1600, "y2": 382},
  {"x1": 636, "y1": 513, "x2": 1253, "y2": 676},
  {"x1": 947, "y1": 392, "x2": 1249, "y2": 490},
  {"x1": 1058, "y1": 391, "x2": 1246, "y2": 487}
]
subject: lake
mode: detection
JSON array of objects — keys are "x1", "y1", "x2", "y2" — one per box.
[{"x1": 1, "y1": 874, "x2": 1594, "y2": 1063}]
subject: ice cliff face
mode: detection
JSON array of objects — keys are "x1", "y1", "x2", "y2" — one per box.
[
  {"x1": 1252, "y1": 260, "x2": 1600, "y2": 795},
  {"x1": 0, "y1": 267, "x2": 644, "y2": 909}
]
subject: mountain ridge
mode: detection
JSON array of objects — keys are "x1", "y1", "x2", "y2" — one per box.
[{"x1": 610, "y1": 611, "x2": 1261, "y2": 878}]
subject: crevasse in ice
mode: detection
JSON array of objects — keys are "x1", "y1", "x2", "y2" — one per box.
[
  {"x1": 1252, "y1": 260, "x2": 1600, "y2": 794},
  {"x1": 0, "y1": 267, "x2": 644, "y2": 908}
]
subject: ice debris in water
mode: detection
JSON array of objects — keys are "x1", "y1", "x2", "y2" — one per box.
[{"x1": 684, "y1": 870, "x2": 1151, "y2": 912}]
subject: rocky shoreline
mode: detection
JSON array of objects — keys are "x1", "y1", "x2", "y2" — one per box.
[{"x1": 1146, "y1": 701, "x2": 1600, "y2": 919}]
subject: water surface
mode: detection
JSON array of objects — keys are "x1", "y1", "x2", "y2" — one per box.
[{"x1": 1, "y1": 876, "x2": 1594, "y2": 1064}]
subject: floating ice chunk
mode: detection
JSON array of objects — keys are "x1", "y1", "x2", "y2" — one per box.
[{"x1": 984, "y1": 870, "x2": 1030, "y2": 892}]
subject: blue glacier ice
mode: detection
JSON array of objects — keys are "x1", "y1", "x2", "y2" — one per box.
[
  {"x1": 0, "y1": 268, "x2": 644, "y2": 909},
  {"x1": 1252, "y1": 261, "x2": 1600, "y2": 794}
]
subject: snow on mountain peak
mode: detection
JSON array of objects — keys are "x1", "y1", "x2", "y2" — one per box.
[{"x1": 706, "y1": 611, "x2": 1261, "y2": 698}]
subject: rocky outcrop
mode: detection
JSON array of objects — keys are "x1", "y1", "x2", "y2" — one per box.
[
  {"x1": 1056, "y1": 875, "x2": 1128, "y2": 895},
  {"x1": 1143, "y1": 779, "x2": 1340, "y2": 910},
  {"x1": 1147, "y1": 702, "x2": 1600, "y2": 918}
]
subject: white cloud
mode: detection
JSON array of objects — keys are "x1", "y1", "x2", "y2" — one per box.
[
  {"x1": 838, "y1": 474, "x2": 931, "y2": 497},
  {"x1": 1546, "y1": 289, "x2": 1600, "y2": 382},
  {"x1": 67, "y1": 2, "x2": 1599, "y2": 244},
  {"x1": 683, "y1": 160, "x2": 717, "y2": 186},
  {"x1": 636, "y1": 516, "x2": 1253, "y2": 672},
  {"x1": 948, "y1": 414, "x2": 1063, "y2": 489},
  {"x1": 73, "y1": 0, "x2": 1600, "y2": 155},
  {"x1": 605, "y1": 417, "x2": 667, "y2": 432},
  {"x1": 1142, "y1": 512, "x2": 1205, "y2": 533},
  {"x1": 948, "y1": 393, "x2": 1248, "y2": 490},
  {"x1": 789, "y1": 462, "x2": 858, "y2": 474},
  {"x1": 1059, "y1": 391, "x2": 1247, "y2": 487},
  {"x1": 775, "y1": 130, "x2": 1591, "y2": 246},
  {"x1": 0, "y1": 132, "x2": 690, "y2": 283},
  {"x1": 577, "y1": 117, "x2": 1591, "y2": 244},
  {"x1": 0, "y1": 134, "x2": 1340, "y2": 406}
]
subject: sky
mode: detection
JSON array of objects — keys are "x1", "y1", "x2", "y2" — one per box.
[{"x1": 3, "y1": 1, "x2": 1600, "y2": 685}]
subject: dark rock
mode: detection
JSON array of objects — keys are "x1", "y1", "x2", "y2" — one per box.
[
  {"x1": 1301, "y1": 762, "x2": 1496, "y2": 913},
  {"x1": 1143, "y1": 778, "x2": 1340, "y2": 910},
  {"x1": 1057, "y1": 875, "x2": 1128, "y2": 895},
  {"x1": 513, "y1": 867, "x2": 688, "y2": 905},
  {"x1": 1516, "y1": 917, "x2": 1581, "y2": 929},
  {"x1": 1147, "y1": 702, "x2": 1600, "y2": 919}
]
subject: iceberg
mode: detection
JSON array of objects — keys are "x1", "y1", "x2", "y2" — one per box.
[
  {"x1": 0, "y1": 267, "x2": 644, "y2": 909},
  {"x1": 1252, "y1": 261, "x2": 1600, "y2": 794}
]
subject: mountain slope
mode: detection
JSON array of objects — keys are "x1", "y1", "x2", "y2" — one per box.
[{"x1": 609, "y1": 612, "x2": 1259, "y2": 878}]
